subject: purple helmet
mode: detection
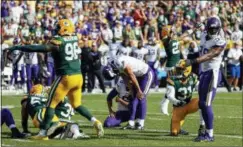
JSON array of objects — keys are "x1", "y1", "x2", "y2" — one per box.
[
  {"x1": 13, "y1": 37, "x2": 21, "y2": 45},
  {"x1": 102, "y1": 66, "x2": 117, "y2": 80},
  {"x1": 206, "y1": 17, "x2": 221, "y2": 38}
]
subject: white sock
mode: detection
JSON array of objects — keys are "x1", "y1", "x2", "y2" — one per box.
[
  {"x1": 70, "y1": 124, "x2": 81, "y2": 136},
  {"x1": 138, "y1": 119, "x2": 145, "y2": 127},
  {"x1": 91, "y1": 117, "x2": 97, "y2": 125},
  {"x1": 161, "y1": 98, "x2": 170, "y2": 115},
  {"x1": 9, "y1": 124, "x2": 16, "y2": 129},
  {"x1": 199, "y1": 109, "x2": 205, "y2": 126},
  {"x1": 128, "y1": 120, "x2": 135, "y2": 126},
  {"x1": 206, "y1": 129, "x2": 213, "y2": 137},
  {"x1": 39, "y1": 129, "x2": 47, "y2": 136}
]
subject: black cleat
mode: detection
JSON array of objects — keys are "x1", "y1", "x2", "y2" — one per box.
[
  {"x1": 179, "y1": 129, "x2": 189, "y2": 135},
  {"x1": 123, "y1": 124, "x2": 135, "y2": 130},
  {"x1": 11, "y1": 128, "x2": 27, "y2": 139}
]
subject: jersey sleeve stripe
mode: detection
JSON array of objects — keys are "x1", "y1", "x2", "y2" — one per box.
[{"x1": 47, "y1": 76, "x2": 62, "y2": 107}]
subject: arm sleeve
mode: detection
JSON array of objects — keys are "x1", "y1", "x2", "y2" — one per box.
[
  {"x1": 10, "y1": 45, "x2": 50, "y2": 52},
  {"x1": 165, "y1": 85, "x2": 177, "y2": 103},
  {"x1": 107, "y1": 88, "x2": 118, "y2": 101}
]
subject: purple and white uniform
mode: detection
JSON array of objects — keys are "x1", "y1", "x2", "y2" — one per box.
[
  {"x1": 46, "y1": 52, "x2": 55, "y2": 86},
  {"x1": 111, "y1": 55, "x2": 154, "y2": 123},
  {"x1": 104, "y1": 79, "x2": 132, "y2": 127},
  {"x1": 198, "y1": 31, "x2": 226, "y2": 131},
  {"x1": 132, "y1": 47, "x2": 148, "y2": 61},
  {"x1": 145, "y1": 44, "x2": 160, "y2": 86},
  {"x1": 10, "y1": 50, "x2": 25, "y2": 87},
  {"x1": 116, "y1": 45, "x2": 132, "y2": 56},
  {"x1": 25, "y1": 52, "x2": 39, "y2": 92}
]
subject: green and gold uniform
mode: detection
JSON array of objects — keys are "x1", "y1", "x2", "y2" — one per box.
[
  {"x1": 167, "y1": 74, "x2": 199, "y2": 135},
  {"x1": 162, "y1": 38, "x2": 181, "y2": 69},
  {"x1": 47, "y1": 35, "x2": 83, "y2": 110},
  {"x1": 25, "y1": 95, "x2": 73, "y2": 128}
]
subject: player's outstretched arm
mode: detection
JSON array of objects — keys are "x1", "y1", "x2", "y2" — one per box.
[
  {"x1": 179, "y1": 47, "x2": 224, "y2": 68},
  {"x1": 7, "y1": 44, "x2": 59, "y2": 53},
  {"x1": 107, "y1": 88, "x2": 118, "y2": 117}
]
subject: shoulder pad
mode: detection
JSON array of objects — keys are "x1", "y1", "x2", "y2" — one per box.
[{"x1": 166, "y1": 78, "x2": 175, "y2": 86}]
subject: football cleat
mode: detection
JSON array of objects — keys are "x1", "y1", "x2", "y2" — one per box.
[
  {"x1": 194, "y1": 133, "x2": 214, "y2": 142},
  {"x1": 73, "y1": 132, "x2": 90, "y2": 139},
  {"x1": 11, "y1": 128, "x2": 28, "y2": 139},
  {"x1": 47, "y1": 122, "x2": 64, "y2": 136},
  {"x1": 135, "y1": 122, "x2": 144, "y2": 130},
  {"x1": 93, "y1": 120, "x2": 104, "y2": 138},
  {"x1": 179, "y1": 129, "x2": 189, "y2": 135},
  {"x1": 31, "y1": 130, "x2": 49, "y2": 140},
  {"x1": 123, "y1": 124, "x2": 135, "y2": 130}
]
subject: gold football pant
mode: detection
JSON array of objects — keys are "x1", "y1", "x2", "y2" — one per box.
[
  {"x1": 171, "y1": 98, "x2": 199, "y2": 135},
  {"x1": 47, "y1": 74, "x2": 83, "y2": 109}
]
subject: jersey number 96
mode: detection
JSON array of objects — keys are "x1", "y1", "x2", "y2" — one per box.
[{"x1": 65, "y1": 42, "x2": 81, "y2": 61}]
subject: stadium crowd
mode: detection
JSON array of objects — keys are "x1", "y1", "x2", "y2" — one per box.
[{"x1": 1, "y1": 0, "x2": 243, "y2": 93}]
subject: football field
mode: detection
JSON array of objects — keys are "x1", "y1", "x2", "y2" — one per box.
[{"x1": 1, "y1": 92, "x2": 242, "y2": 146}]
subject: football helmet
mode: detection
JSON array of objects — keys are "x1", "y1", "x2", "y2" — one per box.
[
  {"x1": 30, "y1": 84, "x2": 45, "y2": 96},
  {"x1": 206, "y1": 17, "x2": 221, "y2": 38},
  {"x1": 55, "y1": 19, "x2": 75, "y2": 36},
  {"x1": 175, "y1": 60, "x2": 192, "y2": 79},
  {"x1": 161, "y1": 25, "x2": 172, "y2": 38},
  {"x1": 102, "y1": 66, "x2": 117, "y2": 80},
  {"x1": 13, "y1": 37, "x2": 21, "y2": 45}
]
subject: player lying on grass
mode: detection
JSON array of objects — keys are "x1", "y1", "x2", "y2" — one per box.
[
  {"x1": 1, "y1": 108, "x2": 27, "y2": 139},
  {"x1": 21, "y1": 84, "x2": 89, "y2": 139},
  {"x1": 6, "y1": 19, "x2": 104, "y2": 140},
  {"x1": 104, "y1": 78, "x2": 142, "y2": 129},
  {"x1": 165, "y1": 65, "x2": 203, "y2": 136},
  {"x1": 103, "y1": 55, "x2": 154, "y2": 129}
]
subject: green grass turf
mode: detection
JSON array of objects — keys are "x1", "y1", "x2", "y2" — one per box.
[{"x1": 1, "y1": 92, "x2": 242, "y2": 146}]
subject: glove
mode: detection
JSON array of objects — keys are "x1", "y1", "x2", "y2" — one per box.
[
  {"x1": 160, "y1": 98, "x2": 170, "y2": 116},
  {"x1": 153, "y1": 60, "x2": 160, "y2": 69}
]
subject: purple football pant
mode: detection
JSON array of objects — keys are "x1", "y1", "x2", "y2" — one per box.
[
  {"x1": 1, "y1": 109, "x2": 15, "y2": 128},
  {"x1": 198, "y1": 69, "x2": 220, "y2": 130},
  {"x1": 148, "y1": 61, "x2": 159, "y2": 86},
  {"x1": 46, "y1": 62, "x2": 55, "y2": 86},
  {"x1": 10, "y1": 64, "x2": 25, "y2": 86},
  {"x1": 130, "y1": 68, "x2": 154, "y2": 121},
  {"x1": 104, "y1": 111, "x2": 130, "y2": 127},
  {"x1": 26, "y1": 64, "x2": 39, "y2": 92}
]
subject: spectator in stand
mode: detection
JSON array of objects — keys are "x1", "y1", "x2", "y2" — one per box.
[{"x1": 227, "y1": 41, "x2": 243, "y2": 91}]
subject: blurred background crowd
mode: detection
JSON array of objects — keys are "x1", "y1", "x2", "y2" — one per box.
[{"x1": 1, "y1": 0, "x2": 243, "y2": 93}]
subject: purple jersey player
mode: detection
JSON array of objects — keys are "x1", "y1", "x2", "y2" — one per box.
[
  {"x1": 8, "y1": 38, "x2": 25, "y2": 91},
  {"x1": 25, "y1": 51, "x2": 39, "y2": 92},
  {"x1": 178, "y1": 17, "x2": 226, "y2": 142},
  {"x1": 1, "y1": 108, "x2": 27, "y2": 138},
  {"x1": 104, "y1": 78, "x2": 140, "y2": 129},
  {"x1": 103, "y1": 55, "x2": 154, "y2": 129}
]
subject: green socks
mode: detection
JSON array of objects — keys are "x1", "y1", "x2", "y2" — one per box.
[
  {"x1": 41, "y1": 107, "x2": 55, "y2": 130},
  {"x1": 75, "y1": 105, "x2": 93, "y2": 121}
]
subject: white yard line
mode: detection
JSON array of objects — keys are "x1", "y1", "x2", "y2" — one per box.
[
  {"x1": 144, "y1": 128, "x2": 243, "y2": 139},
  {"x1": 2, "y1": 144, "x2": 12, "y2": 147},
  {"x1": 13, "y1": 139, "x2": 33, "y2": 142}
]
